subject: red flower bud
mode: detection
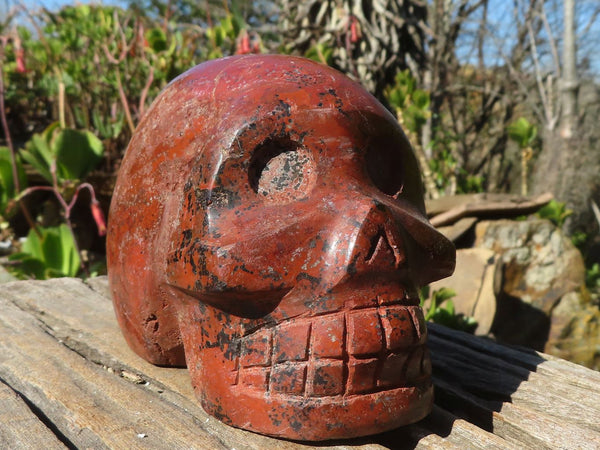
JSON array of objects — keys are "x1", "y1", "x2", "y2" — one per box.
[
  {"x1": 91, "y1": 199, "x2": 107, "y2": 236},
  {"x1": 236, "y1": 30, "x2": 251, "y2": 55},
  {"x1": 15, "y1": 48, "x2": 26, "y2": 73},
  {"x1": 350, "y1": 18, "x2": 360, "y2": 44}
]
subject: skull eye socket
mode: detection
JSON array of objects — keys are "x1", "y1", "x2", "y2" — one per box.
[
  {"x1": 248, "y1": 136, "x2": 316, "y2": 203},
  {"x1": 366, "y1": 146, "x2": 404, "y2": 197}
]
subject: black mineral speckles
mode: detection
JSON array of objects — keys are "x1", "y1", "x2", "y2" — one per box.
[
  {"x1": 289, "y1": 418, "x2": 303, "y2": 432},
  {"x1": 206, "y1": 402, "x2": 232, "y2": 425},
  {"x1": 270, "y1": 96, "x2": 293, "y2": 122},
  {"x1": 196, "y1": 273, "x2": 230, "y2": 292},
  {"x1": 203, "y1": 329, "x2": 229, "y2": 349},
  {"x1": 261, "y1": 150, "x2": 310, "y2": 194},
  {"x1": 173, "y1": 240, "x2": 209, "y2": 278},
  {"x1": 317, "y1": 89, "x2": 349, "y2": 118},
  {"x1": 232, "y1": 264, "x2": 254, "y2": 275},
  {"x1": 193, "y1": 188, "x2": 210, "y2": 210},
  {"x1": 312, "y1": 368, "x2": 330, "y2": 387},
  {"x1": 282, "y1": 70, "x2": 318, "y2": 88},
  {"x1": 255, "y1": 266, "x2": 283, "y2": 283},
  {"x1": 298, "y1": 131, "x2": 308, "y2": 143},
  {"x1": 347, "y1": 253, "x2": 360, "y2": 276},
  {"x1": 222, "y1": 334, "x2": 241, "y2": 361},
  {"x1": 269, "y1": 415, "x2": 282, "y2": 427},
  {"x1": 195, "y1": 186, "x2": 241, "y2": 210},
  {"x1": 296, "y1": 272, "x2": 320, "y2": 287},
  {"x1": 277, "y1": 99, "x2": 292, "y2": 117}
]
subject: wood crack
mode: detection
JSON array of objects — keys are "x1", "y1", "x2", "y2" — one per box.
[{"x1": 0, "y1": 377, "x2": 78, "y2": 450}]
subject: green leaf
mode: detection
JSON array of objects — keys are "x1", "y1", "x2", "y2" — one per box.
[
  {"x1": 53, "y1": 129, "x2": 103, "y2": 181},
  {"x1": 412, "y1": 89, "x2": 431, "y2": 110},
  {"x1": 586, "y1": 263, "x2": 600, "y2": 289},
  {"x1": 14, "y1": 225, "x2": 80, "y2": 279},
  {"x1": 536, "y1": 199, "x2": 573, "y2": 227},
  {"x1": 433, "y1": 287, "x2": 457, "y2": 304},
  {"x1": 231, "y1": 14, "x2": 245, "y2": 37},
  {"x1": 32, "y1": 130, "x2": 55, "y2": 167},
  {"x1": 395, "y1": 70, "x2": 415, "y2": 95},
  {"x1": 21, "y1": 228, "x2": 44, "y2": 260},
  {"x1": 0, "y1": 147, "x2": 27, "y2": 214},
  {"x1": 386, "y1": 89, "x2": 405, "y2": 110},
  {"x1": 304, "y1": 43, "x2": 333, "y2": 66},
  {"x1": 208, "y1": 26, "x2": 225, "y2": 47},
  {"x1": 404, "y1": 105, "x2": 429, "y2": 133},
  {"x1": 17, "y1": 25, "x2": 32, "y2": 41},
  {"x1": 145, "y1": 28, "x2": 168, "y2": 53},
  {"x1": 41, "y1": 227, "x2": 64, "y2": 269},
  {"x1": 445, "y1": 299, "x2": 455, "y2": 315},
  {"x1": 58, "y1": 223, "x2": 80, "y2": 276},
  {"x1": 21, "y1": 123, "x2": 63, "y2": 184},
  {"x1": 220, "y1": 15, "x2": 234, "y2": 37},
  {"x1": 507, "y1": 117, "x2": 537, "y2": 148},
  {"x1": 20, "y1": 149, "x2": 53, "y2": 184},
  {"x1": 7, "y1": 255, "x2": 47, "y2": 280}
]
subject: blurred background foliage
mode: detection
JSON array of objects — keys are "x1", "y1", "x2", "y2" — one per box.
[{"x1": 0, "y1": 0, "x2": 598, "y2": 296}]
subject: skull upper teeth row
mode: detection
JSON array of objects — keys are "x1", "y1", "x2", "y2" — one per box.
[{"x1": 229, "y1": 303, "x2": 430, "y2": 398}]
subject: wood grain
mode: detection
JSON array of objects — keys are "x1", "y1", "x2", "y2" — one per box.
[
  {"x1": 0, "y1": 380, "x2": 66, "y2": 450},
  {"x1": 0, "y1": 277, "x2": 598, "y2": 449}
]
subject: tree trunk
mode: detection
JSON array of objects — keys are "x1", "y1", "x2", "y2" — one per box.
[
  {"x1": 530, "y1": 0, "x2": 600, "y2": 234},
  {"x1": 560, "y1": 0, "x2": 578, "y2": 139}
]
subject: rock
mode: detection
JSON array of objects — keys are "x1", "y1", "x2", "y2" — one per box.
[
  {"x1": 0, "y1": 265, "x2": 17, "y2": 283},
  {"x1": 472, "y1": 219, "x2": 600, "y2": 368},
  {"x1": 434, "y1": 218, "x2": 600, "y2": 368},
  {"x1": 547, "y1": 292, "x2": 600, "y2": 370},
  {"x1": 475, "y1": 219, "x2": 585, "y2": 314},
  {"x1": 429, "y1": 248, "x2": 497, "y2": 335}
]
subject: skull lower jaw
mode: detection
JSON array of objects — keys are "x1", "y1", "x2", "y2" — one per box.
[
  {"x1": 178, "y1": 296, "x2": 433, "y2": 440},
  {"x1": 199, "y1": 378, "x2": 433, "y2": 440}
]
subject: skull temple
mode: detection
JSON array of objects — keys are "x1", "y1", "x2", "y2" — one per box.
[{"x1": 107, "y1": 55, "x2": 455, "y2": 441}]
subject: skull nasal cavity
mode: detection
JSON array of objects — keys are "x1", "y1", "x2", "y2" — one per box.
[
  {"x1": 365, "y1": 229, "x2": 400, "y2": 268},
  {"x1": 248, "y1": 136, "x2": 316, "y2": 203}
]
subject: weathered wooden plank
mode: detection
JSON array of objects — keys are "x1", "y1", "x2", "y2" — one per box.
[
  {"x1": 428, "y1": 323, "x2": 600, "y2": 448},
  {"x1": 4, "y1": 277, "x2": 197, "y2": 401},
  {"x1": 429, "y1": 322, "x2": 600, "y2": 407},
  {"x1": 413, "y1": 406, "x2": 514, "y2": 450},
  {"x1": 0, "y1": 277, "x2": 513, "y2": 448},
  {"x1": 427, "y1": 193, "x2": 553, "y2": 226},
  {"x1": 436, "y1": 217, "x2": 478, "y2": 242},
  {"x1": 0, "y1": 278, "x2": 382, "y2": 449},
  {"x1": 493, "y1": 402, "x2": 600, "y2": 449},
  {"x1": 0, "y1": 380, "x2": 66, "y2": 450},
  {"x1": 509, "y1": 371, "x2": 600, "y2": 433},
  {"x1": 0, "y1": 290, "x2": 241, "y2": 449},
  {"x1": 5, "y1": 277, "x2": 599, "y2": 449}
]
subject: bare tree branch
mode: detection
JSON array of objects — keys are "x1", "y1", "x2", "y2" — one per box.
[{"x1": 539, "y1": 0, "x2": 561, "y2": 78}]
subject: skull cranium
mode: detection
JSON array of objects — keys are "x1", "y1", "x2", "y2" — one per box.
[{"x1": 107, "y1": 55, "x2": 455, "y2": 441}]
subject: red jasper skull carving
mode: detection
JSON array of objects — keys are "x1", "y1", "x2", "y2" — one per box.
[{"x1": 107, "y1": 55, "x2": 455, "y2": 441}]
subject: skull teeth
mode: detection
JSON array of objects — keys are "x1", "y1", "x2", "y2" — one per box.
[{"x1": 232, "y1": 304, "x2": 429, "y2": 397}]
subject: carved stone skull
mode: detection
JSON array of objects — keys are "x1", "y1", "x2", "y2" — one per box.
[{"x1": 107, "y1": 55, "x2": 455, "y2": 441}]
